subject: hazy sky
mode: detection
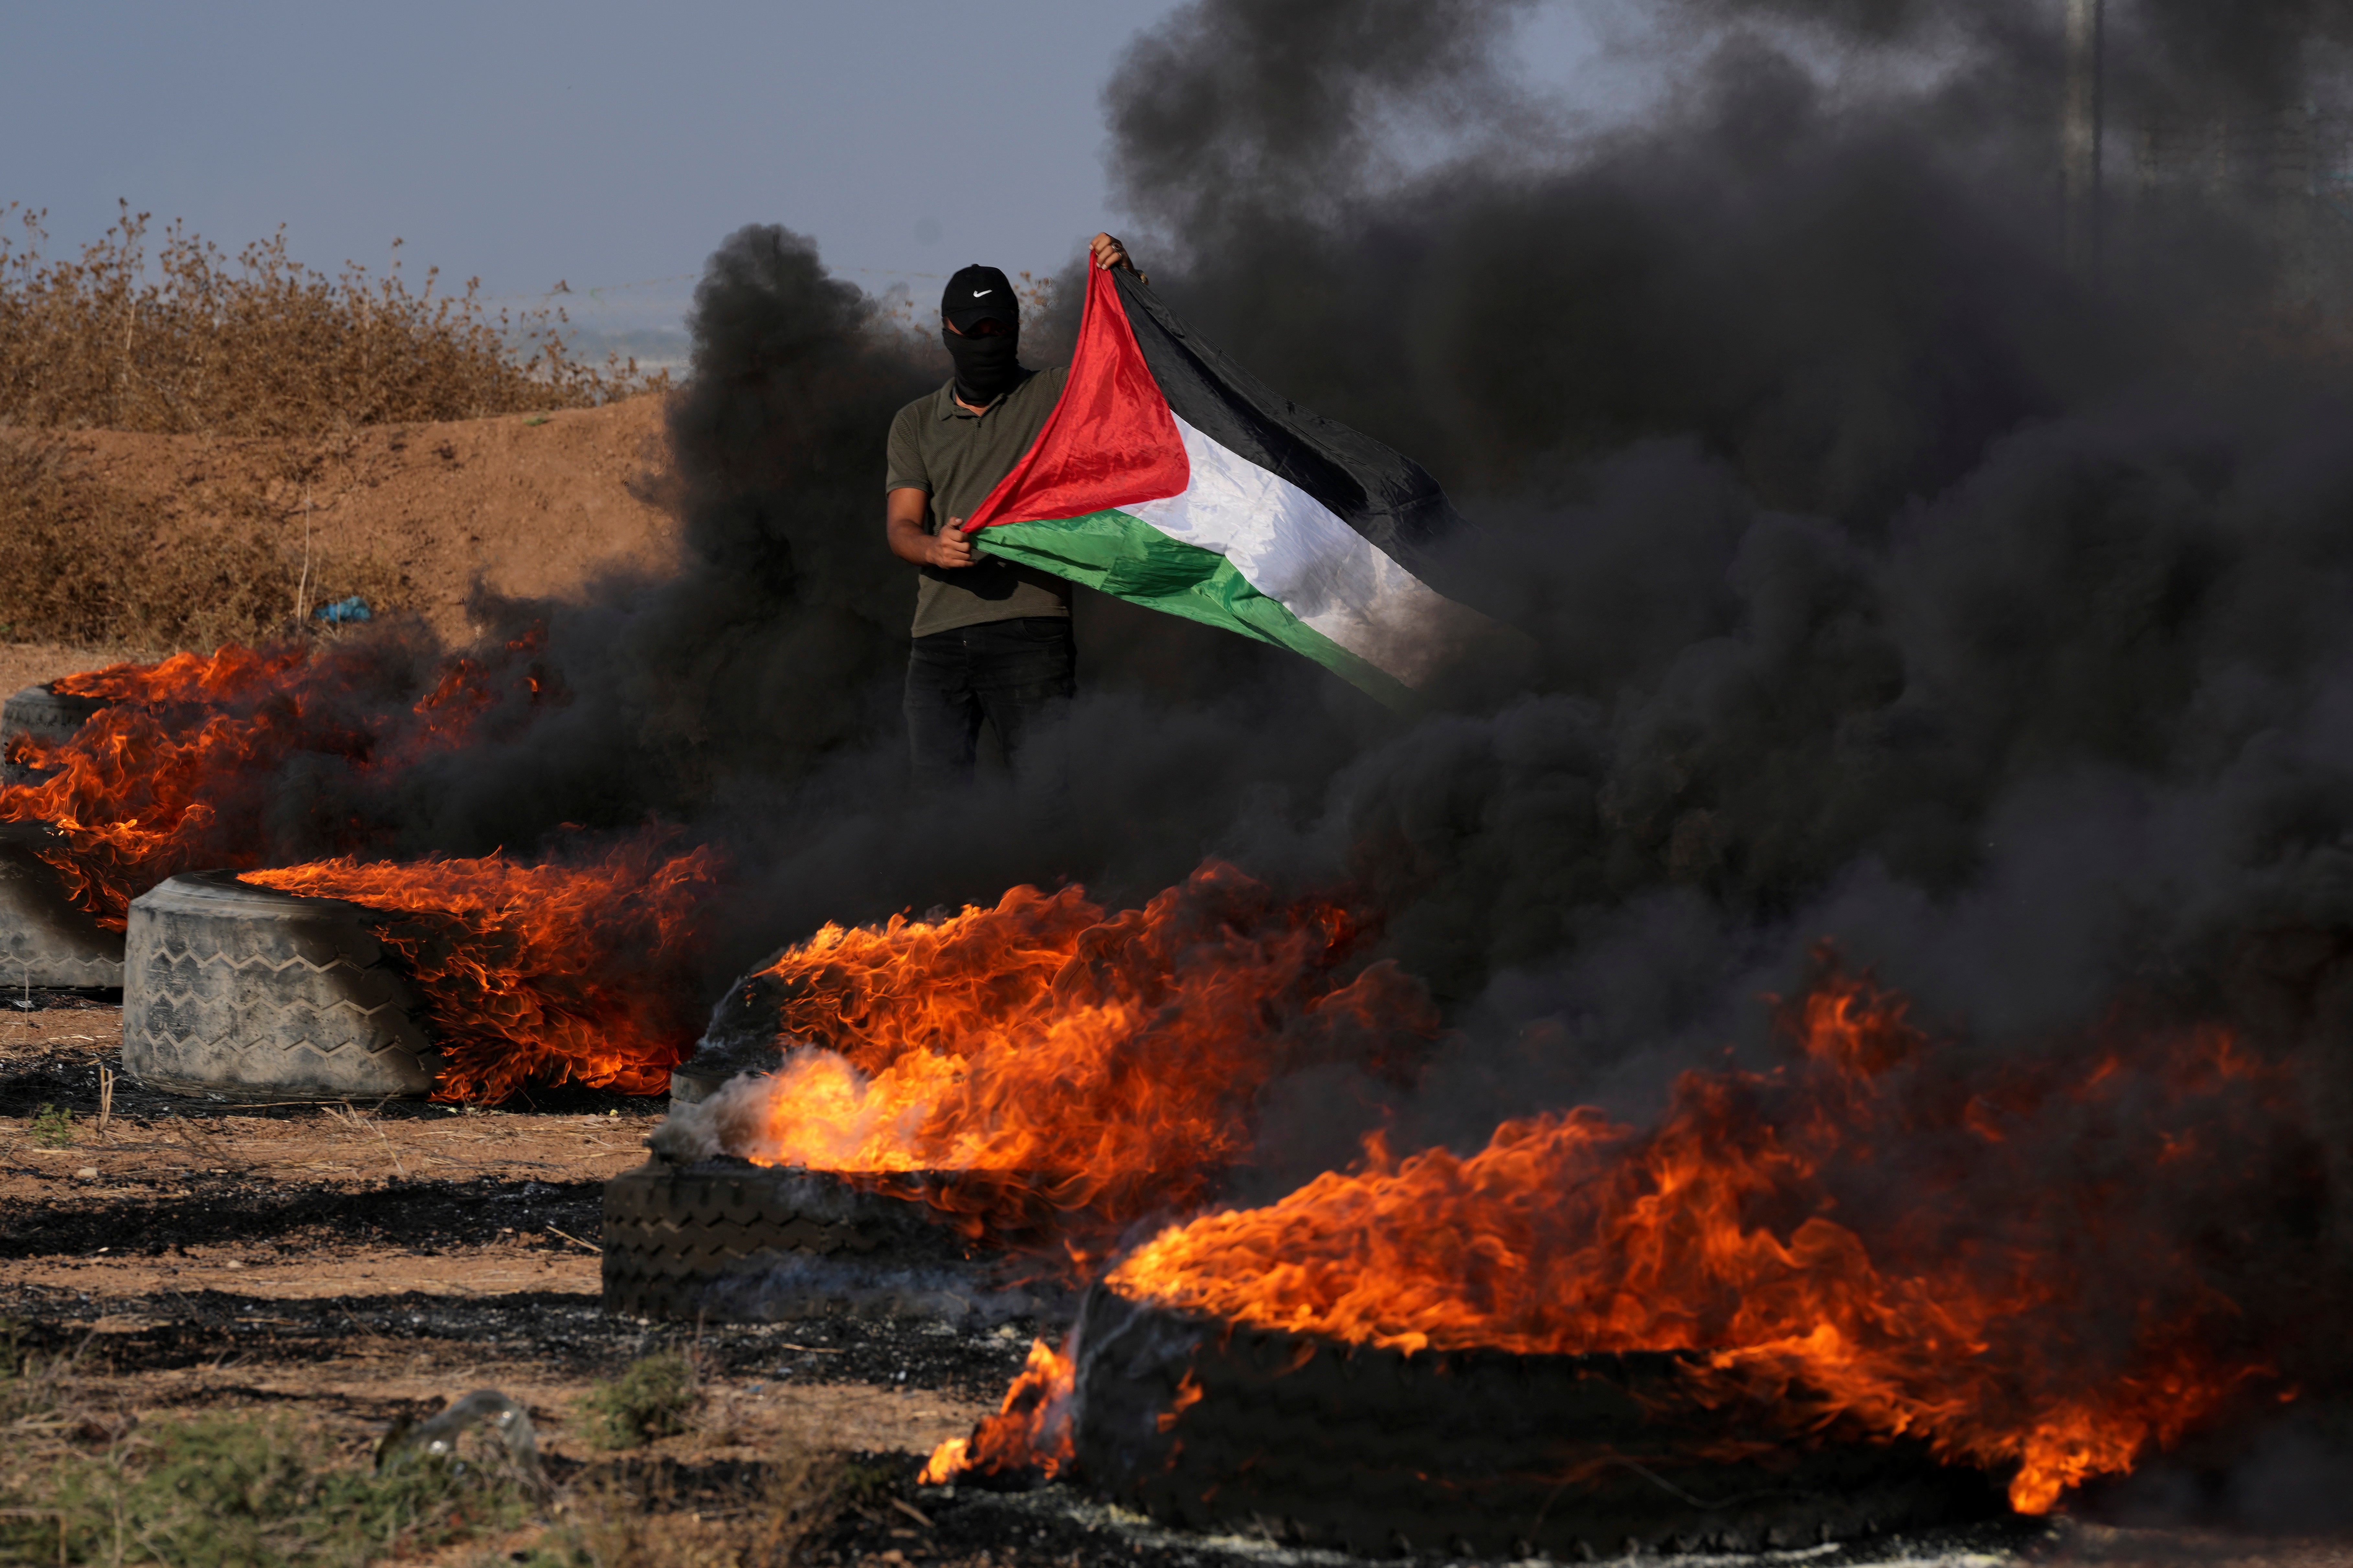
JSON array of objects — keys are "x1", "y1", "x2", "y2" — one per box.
[{"x1": 2, "y1": 2, "x2": 1626, "y2": 352}]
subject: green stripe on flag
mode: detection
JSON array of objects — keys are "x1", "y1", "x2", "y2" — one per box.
[{"x1": 974, "y1": 511, "x2": 1419, "y2": 710}]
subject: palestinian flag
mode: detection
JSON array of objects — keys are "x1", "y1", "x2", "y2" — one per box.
[{"x1": 961, "y1": 264, "x2": 1501, "y2": 708}]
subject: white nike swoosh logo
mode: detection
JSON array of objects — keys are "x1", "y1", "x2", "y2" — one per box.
[{"x1": 972, "y1": 289, "x2": 993, "y2": 296}]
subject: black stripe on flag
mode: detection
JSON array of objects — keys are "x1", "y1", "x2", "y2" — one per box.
[{"x1": 1112, "y1": 271, "x2": 1467, "y2": 581}]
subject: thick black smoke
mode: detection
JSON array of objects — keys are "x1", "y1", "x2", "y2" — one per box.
[
  {"x1": 317, "y1": 6, "x2": 2353, "y2": 1137},
  {"x1": 205, "y1": 5, "x2": 2353, "y2": 1108},
  {"x1": 1076, "y1": 0, "x2": 2353, "y2": 1525},
  {"x1": 157, "y1": 0, "x2": 2353, "y2": 1516}
]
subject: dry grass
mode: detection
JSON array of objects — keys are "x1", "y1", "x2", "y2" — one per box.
[
  {"x1": 0, "y1": 203, "x2": 662, "y2": 653},
  {"x1": 0, "y1": 203, "x2": 664, "y2": 437},
  {"x1": 520, "y1": 1448, "x2": 852, "y2": 1568},
  {"x1": 0, "y1": 434, "x2": 402, "y2": 650},
  {"x1": 507, "y1": 1424, "x2": 865, "y2": 1568},
  {"x1": 0, "y1": 1332, "x2": 862, "y2": 1568},
  {"x1": 0, "y1": 1330, "x2": 537, "y2": 1567}
]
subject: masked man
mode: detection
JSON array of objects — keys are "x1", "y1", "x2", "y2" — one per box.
[{"x1": 883, "y1": 232, "x2": 1136, "y2": 793}]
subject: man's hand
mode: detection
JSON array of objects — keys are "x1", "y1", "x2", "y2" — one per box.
[
  {"x1": 887, "y1": 487, "x2": 979, "y2": 570},
  {"x1": 927, "y1": 519, "x2": 977, "y2": 569},
  {"x1": 1090, "y1": 232, "x2": 1137, "y2": 273}
]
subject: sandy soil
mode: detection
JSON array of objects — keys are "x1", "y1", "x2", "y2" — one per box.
[
  {"x1": 32, "y1": 393, "x2": 679, "y2": 653},
  {"x1": 0, "y1": 1014, "x2": 643, "y2": 1306}
]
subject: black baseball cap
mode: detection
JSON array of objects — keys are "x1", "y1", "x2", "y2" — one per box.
[{"x1": 942, "y1": 264, "x2": 1018, "y2": 331}]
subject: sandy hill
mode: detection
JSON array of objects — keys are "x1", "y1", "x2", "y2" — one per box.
[{"x1": 0, "y1": 395, "x2": 679, "y2": 695}]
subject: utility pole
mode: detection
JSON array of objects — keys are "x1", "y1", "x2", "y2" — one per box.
[{"x1": 2063, "y1": 0, "x2": 2106, "y2": 276}]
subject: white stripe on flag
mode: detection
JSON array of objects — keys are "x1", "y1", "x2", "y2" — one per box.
[{"x1": 1126, "y1": 414, "x2": 1486, "y2": 690}]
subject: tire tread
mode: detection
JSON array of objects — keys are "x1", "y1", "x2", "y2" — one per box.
[
  {"x1": 601, "y1": 1161, "x2": 973, "y2": 1321},
  {"x1": 1071, "y1": 1286, "x2": 2006, "y2": 1558}
]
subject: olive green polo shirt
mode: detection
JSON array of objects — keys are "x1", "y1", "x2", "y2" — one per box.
[{"x1": 884, "y1": 364, "x2": 1073, "y2": 638}]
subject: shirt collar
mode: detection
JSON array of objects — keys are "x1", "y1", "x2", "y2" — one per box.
[{"x1": 933, "y1": 368, "x2": 1032, "y2": 421}]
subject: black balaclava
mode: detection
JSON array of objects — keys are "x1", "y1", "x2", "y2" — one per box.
[
  {"x1": 942, "y1": 326, "x2": 1021, "y2": 404},
  {"x1": 941, "y1": 263, "x2": 1022, "y2": 404}
]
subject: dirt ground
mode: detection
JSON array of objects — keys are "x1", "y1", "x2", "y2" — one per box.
[{"x1": 0, "y1": 1007, "x2": 1122, "y2": 1566}]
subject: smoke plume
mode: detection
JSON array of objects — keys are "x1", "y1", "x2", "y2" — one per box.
[
  {"x1": 1071, "y1": 0, "x2": 2353, "y2": 1523},
  {"x1": 119, "y1": 0, "x2": 2353, "y2": 1516}
]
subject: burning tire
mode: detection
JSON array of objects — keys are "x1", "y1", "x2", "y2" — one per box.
[
  {"x1": 0, "y1": 682, "x2": 106, "y2": 781},
  {"x1": 0, "y1": 825, "x2": 124, "y2": 988},
  {"x1": 669, "y1": 951, "x2": 800, "y2": 1102},
  {"x1": 121, "y1": 870, "x2": 438, "y2": 1100},
  {"x1": 1072, "y1": 1285, "x2": 2007, "y2": 1559},
  {"x1": 603, "y1": 1158, "x2": 1049, "y2": 1323},
  {"x1": 667, "y1": 1018, "x2": 776, "y2": 1105}
]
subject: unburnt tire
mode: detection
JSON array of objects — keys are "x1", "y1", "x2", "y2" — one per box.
[
  {"x1": 0, "y1": 824, "x2": 125, "y2": 988},
  {"x1": 603, "y1": 1159, "x2": 998, "y2": 1322},
  {"x1": 1072, "y1": 1285, "x2": 2008, "y2": 1560},
  {"x1": 122, "y1": 870, "x2": 437, "y2": 1100}
]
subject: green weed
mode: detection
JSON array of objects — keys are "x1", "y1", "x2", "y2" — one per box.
[
  {"x1": 29, "y1": 1103, "x2": 74, "y2": 1148},
  {"x1": 575, "y1": 1353, "x2": 700, "y2": 1450}
]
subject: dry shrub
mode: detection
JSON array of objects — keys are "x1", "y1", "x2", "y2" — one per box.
[
  {"x1": 0, "y1": 1318, "x2": 77, "y2": 1437},
  {"x1": 0, "y1": 1410, "x2": 534, "y2": 1567},
  {"x1": 0, "y1": 433, "x2": 403, "y2": 650},
  {"x1": 514, "y1": 1421, "x2": 858, "y2": 1568},
  {"x1": 540, "y1": 1480, "x2": 758, "y2": 1568},
  {"x1": 0, "y1": 202, "x2": 664, "y2": 436}
]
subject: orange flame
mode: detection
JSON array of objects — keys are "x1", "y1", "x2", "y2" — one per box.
[
  {"x1": 0, "y1": 636, "x2": 548, "y2": 927},
  {"x1": 918, "y1": 1338, "x2": 1076, "y2": 1485},
  {"x1": 697, "y1": 862, "x2": 1438, "y2": 1245},
  {"x1": 247, "y1": 834, "x2": 719, "y2": 1102},
  {"x1": 1103, "y1": 956, "x2": 2283, "y2": 1513}
]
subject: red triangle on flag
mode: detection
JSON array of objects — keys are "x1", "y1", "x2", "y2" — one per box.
[{"x1": 961, "y1": 264, "x2": 1189, "y2": 534}]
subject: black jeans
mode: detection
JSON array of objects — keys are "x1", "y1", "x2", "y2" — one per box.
[{"x1": 904, "y1": 616, "x2": 1075, "y2": 795}]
